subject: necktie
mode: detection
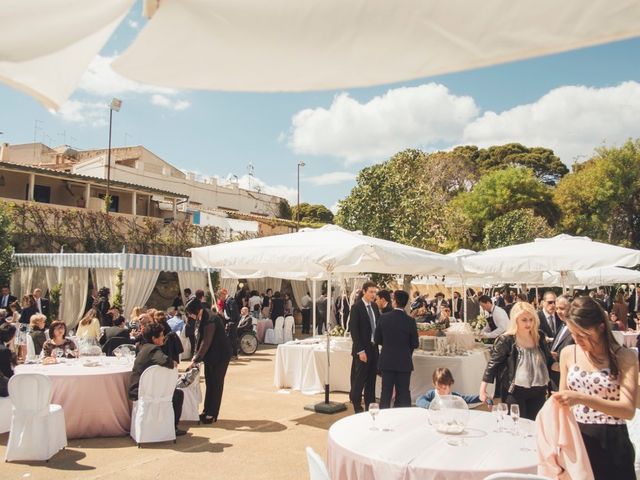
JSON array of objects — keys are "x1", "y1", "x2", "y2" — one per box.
[
  {"x1": 366, "y1": 304, "x2": 376, "y2": 341},
  {"x1": 548, "y1": 315, "x2": 555, "y2": 335}
]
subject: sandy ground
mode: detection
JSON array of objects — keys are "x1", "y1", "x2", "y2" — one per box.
[{"x1": 1, "y1": 344, "x2": 353, "y2": 480}]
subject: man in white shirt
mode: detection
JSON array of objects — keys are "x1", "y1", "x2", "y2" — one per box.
[
  {"x1": 32, "y1": 288, "x2": 50, "y2": 320},
  {"x1": 479, "y1": 295, "x2": 509, "y2": 339},
  {"x1": 301, "y1": 291, "x2": 312, "y2": 334}
]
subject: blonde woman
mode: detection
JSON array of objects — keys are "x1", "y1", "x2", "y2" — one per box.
[
  {"x1": 29, "y1": 313, "x2": 47, "y2": 356},
  {"x1": 479, "y1": 301, "x2": 553, "y2": 420},
  {"x1": 75, "y1": 308, "x2": 101, "y2": 342}
]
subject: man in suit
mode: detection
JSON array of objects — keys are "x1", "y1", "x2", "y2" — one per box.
[
  {"x1": 100, "y1": 315, "x2": 130, "y2": 346},
  {"x1": 348, "y1": 281, "x2": 380, "y2": 413},
  {"x1": 375, "y1": 289, "x2": 393, "y2": 314},
  {"x1": 451, "y1": 291, "x2": 463, "y2": 319},
  {"x1": 465, "y1": 289, "x2": 480, "y2": 322},
  {"x1": 628, "y1": 285, "x2": 640, "y2": 329},
  {"x1": 0, "y1": 286, "x2": 16, "y2": 316},
  {"x1": 549, "y1": 295, "x2": 574, "y2": 391},
  {"x1": 374, "y1": 290, "x2": 419, "y2": 409},
  {"x1": 538, "y1": 291, "x2": 562, "y2": 340},
  {"x1": 32, "y1": 288, "x2": 50, "y2": 320}
]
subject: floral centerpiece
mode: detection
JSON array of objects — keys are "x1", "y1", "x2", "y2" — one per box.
[
  {"x1": 329, "y1": 325, "x2": 345, "y2": 337},
  {"x1": 416, "y1": 322, "x2": 447, "y2": 337},
  {"x1": 469, "y1": 314, "x2": 487, "y2": 335}
]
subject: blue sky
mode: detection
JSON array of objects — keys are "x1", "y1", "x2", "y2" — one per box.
[{"x1": 1, "y1": 6, "x2": 639, "y2": 211}]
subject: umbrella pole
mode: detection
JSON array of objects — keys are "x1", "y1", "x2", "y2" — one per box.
[
  {"x1": 463, "y1": 279, "x2": 467, "y2": 322},
  {"x1": 312, "y1": 280, "x2": 317, "y2": 336}
]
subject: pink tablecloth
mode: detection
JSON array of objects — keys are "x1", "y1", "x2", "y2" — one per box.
[
  {"x1": 257, "y1": 319, "x2": 273, "y2": 343},
  {"x1": 622, "y1": 331, "x2": 639, "y2": 348},
  {"x1": 16, "y1": 358, "x2": 132, "y2": 439}
]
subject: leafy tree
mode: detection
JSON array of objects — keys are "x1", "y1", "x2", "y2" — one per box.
[
  {"x1": 0, "y1": 206, "x2": 14, "y2": 286},
  {"x1": 292, "y1": 203, "x2": 334, "y2": 224},
  {"x1": 278, "y1": 199, "x2": 293, "y2": 220},
  {"x1": 453, "y1": 167, "x2": 559, "y2": 249},
  {"x1": 483, "y1": 208, "x2": 555, "y2": 249},
  {"x1": 554, "y1": 139, "x2": 640, "y2": 248}
]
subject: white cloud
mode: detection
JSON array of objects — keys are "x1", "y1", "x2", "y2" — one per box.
[
  {"x1": 304, "y1": 171, "x2": 355, "y2": 186},
  {"x1": 127, "y1": 19, "x2": 139, "y2": 29},
  {"x1": 329, "y1": 202, "x2": 340, "y2": 215},
  {"x1": 287, "y1": 83, "x2": 479, "y2": 164},
  {"x1": 221, "y1": 174, "x2": 298, "y2": 203},
  {"x1": 52, "y1": 100, "x2": 109, "y2": 127},
  {"x1": 462, "y1": 81, "x2": 640, "y2": 163},
  {"x1": 151, "y1": 94, "x2": 191, "y2": 111}
]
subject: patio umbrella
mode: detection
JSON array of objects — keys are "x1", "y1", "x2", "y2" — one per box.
[
  {"x1": 542, "y1": 266, "x2": 640, "y2": 289},
  {"x1": 2, "y1": 0, "x2": 640, "y2": 109}
]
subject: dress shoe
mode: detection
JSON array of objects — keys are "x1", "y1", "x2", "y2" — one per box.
[
  {"x1": 175, "y1": 428, "x2": 187, "y2": 436},
  {"x1": 199, "y1": 413, "x2": 216, "y2": 424}
]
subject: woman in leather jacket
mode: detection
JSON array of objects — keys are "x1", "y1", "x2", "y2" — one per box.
[{"x1": 479, "y1": 301, "x2": 553, "y2": 420}]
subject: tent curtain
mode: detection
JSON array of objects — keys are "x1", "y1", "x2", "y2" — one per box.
[
  {"x1": 10, "y1": 269, "x2": 20, "y2": 298},
  {"x1": 247, "y1": 277, "x2": 282, "y2": 295},
  {"x1": 219, "y1": 278, "x2": 238, "y2": 295},
  {"x1": 94, "y1": 268, "x2": 119, "y2": 299},
  {"x1": 177, "y1": 271, "x2": 208, "y2": 302},
  {"x1": 44, "y1": 267, "x2": 60, "y2": 292},
  {"x1": 290, "y1": 280, "x2": 311, "y2": 310},
  {"x1": 123, "y1": 270, "x2": 159, "y2": 319},
  {"x1": 60, "y1": 268, "x2": 89, "y2": 329},
  {"x1": 18, "y1": 266, "x2": 35, "y2": 300}
]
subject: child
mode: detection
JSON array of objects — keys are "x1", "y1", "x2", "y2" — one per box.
[{"x1": 416, "y1": 367, "x2": 488, "y2": 409}]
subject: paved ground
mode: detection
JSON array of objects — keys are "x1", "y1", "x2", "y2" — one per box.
[{"x1": 1, "y1": 344, "x2": 352, "y2": 480}]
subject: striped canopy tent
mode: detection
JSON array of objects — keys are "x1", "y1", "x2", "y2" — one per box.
[{"x1": 11, "y1": 253, "x2": 210, "y2": 326}]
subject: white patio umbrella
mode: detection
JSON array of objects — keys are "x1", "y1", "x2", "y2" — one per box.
[
  {"x1": 2, "y1": 0, "x2": 640, "y2": 109},
  {"x1": 542, "y1": 267, "x2": 640, "y2": 289},
  {"x1": 190, "y1": 224, "x2": 458, "y2": 412}
]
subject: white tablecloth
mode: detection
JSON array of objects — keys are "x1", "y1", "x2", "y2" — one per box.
[
  {"x1": 621, "y1": 331, "x2": 639, "y2": 348},
  {"x1": 16, "y1": 357, "x2": 133, "y2": 439},
  {"x1": 274, "y1": 339, "x2": 493, "y2": 401},
  {"x1": 328, "y1": 408, "x2": 537, "y2": 480}
]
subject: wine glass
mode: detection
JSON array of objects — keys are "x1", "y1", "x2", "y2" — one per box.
[
  {"x1": 510, "y1": 404, "x2": 520, "y2": 436},
  {"x1": 495, "y1": 403, "x2": 508, "y2": 432},
  {"x1": 368, "y1": 403, "x2": 380, "y2": 431},
  {"x1": 55, "y1": 348, "x2": 63, "y2": 362}
]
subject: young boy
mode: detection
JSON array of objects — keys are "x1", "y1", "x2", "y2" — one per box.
[{"x1": 416, "y1": 367, "x2": 488, "y2": 409}]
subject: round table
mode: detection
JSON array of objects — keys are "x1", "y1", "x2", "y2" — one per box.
[
  {"x1": 328, "y1": 408, "x2": 537, "y2": 480},
  {"x1": 15, "y1": 357, "x2": 133, "y2": 439},
  {"x1": 621, "y1": 331, "x2": 639, "y2": 348}
]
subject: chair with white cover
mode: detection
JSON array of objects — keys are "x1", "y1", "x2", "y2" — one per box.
[
  {"x1": 264, "y1": 327, "x2": 276, "y2": 344},
  {"x1": 273, "y1": 316, "x2": 285, "y2": 344},
  {"x1": 178, "y1": 326, "x2": 192, "y2": 360},
  {"x1": 25, "y1": 334, "x2": 37, "y2": 362},
  {"x1": 306, "y1": 447, "x2": 330, "y2": 480},
  {"x1": 130, "y1": 366, "x2": 179, "y2": 446},
  {"x1": 180, "y1": 371, "x2": 202, "y2": 422},
  {"x1": 612, "y1": 330, "x2": 624, "y2": 347},
  {"x1": 483, "y1": 474, "x2": 552, "y2": 480},
  {"x1": 5, "y1": 373, "x2": 67, "y2": 462},
  {"x1": 0, "y1": 396, "x2": 11, "y2": 433},
  {"x1": 283, "y1": 316, "x2": 295, "y2": 343}
]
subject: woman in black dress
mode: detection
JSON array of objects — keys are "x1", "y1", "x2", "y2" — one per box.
[{"x1": 187, "y1": 302, "x2": 232, "y2": 424}]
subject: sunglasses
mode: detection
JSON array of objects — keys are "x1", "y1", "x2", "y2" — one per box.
[{"x1": 546, "y1": 300, "x2": 555, "y2": 304}]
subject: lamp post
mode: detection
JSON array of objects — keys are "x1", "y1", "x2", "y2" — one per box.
[
  {"x1": 106, "y1": 98, "x2": 122, "y2": 213},
  {"x1": 297, "y1": 161, "x2": 305, "y2": 230}
]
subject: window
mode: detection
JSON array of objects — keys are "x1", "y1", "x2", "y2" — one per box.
[
  {"x1": 25, "y1": 184, "x2": 51, "y2": 203},
  {"x1": 98, "y1": 193, "x2": 120, "y2": 212}
]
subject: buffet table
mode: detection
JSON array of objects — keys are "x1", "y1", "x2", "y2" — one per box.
[{"x1": 328, "y1": 408, "x2": 537, "y2": 480}]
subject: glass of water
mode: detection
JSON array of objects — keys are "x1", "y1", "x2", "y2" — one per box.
[
  {"x1": 494, "y1": 403, "x2": 508, "y2": 432},
  {"x1": 369, "y1": 403, "x2": 380, "y2": 431},
  {"x1": 510, "y1": 404, "x2": 520, "y2": 436}
]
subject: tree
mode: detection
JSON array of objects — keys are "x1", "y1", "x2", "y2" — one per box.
[
  {"x1": 292, "y1": 203, "x2": 334, "y2": 224},
  {"x1": 0, "y1": 206, "x2": 14, "y2": 287},
  {"x1": 483, "y1": 208, "x2": 555, "y2": 249},
  {"x1": 453, "y1": 167, "x2": 559, "y2": 249},
  {"x1": 278, "y1": 199, "x2": 293, "y2": 220},
  {"x1": 554, "y1": 139, "x2": 640, "y2": 248}
]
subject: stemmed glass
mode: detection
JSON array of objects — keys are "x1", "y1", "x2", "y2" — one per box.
[
  {"x1": 494, "y1": 403, "x2": 508, "y2": 432},
  {"x1": 369, "y1": 403, "x2": 380, "y2": 431},
  {"x1": 55, "y1": 348, "x2": 63, "y2": 362},
  {"x1": 510, "y1": 404, "x2": 520, "y2": 436}
]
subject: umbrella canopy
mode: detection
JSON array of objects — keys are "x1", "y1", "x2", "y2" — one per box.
[
  {"x1": 190, "y1": 225, "x2": 457, "y2": 277},
  {"x1": 2, "y1": 0, "x2": 640, "y2": 109},
  {"x1": 462, "y1": 234, "x2": 640, "y2": 275},
  {"x1": 543, "y1": 267, "x2": 640, "y2": 288}
]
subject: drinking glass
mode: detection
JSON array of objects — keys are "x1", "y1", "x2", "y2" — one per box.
[
  {"x1": 55, "y1": 348, "x2": 63, "y2": 362},
  {"x1": 495, "y1": 403, "x2": 508, "y2": 432},
  {"x1": 510, "y1": 404, "x2": 520, "y2": 436},
  {"x1": 369, "y1": 403, "x2": 380, "y2": 431}
]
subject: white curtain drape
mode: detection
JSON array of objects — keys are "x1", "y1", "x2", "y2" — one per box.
[
  {"x1": 247, "y1": 277, "x2": 282, "y2": 294},
  {"x1": 177, "y1": 271, "x2": 208, "y2": 300},
  {"x1": 219, "y1": 278, "x2": 238, "y2": 295},
  {"x1": 94, "y1": 268, "x2": 118, "y2": 299},
  {"x1": 60, "y1": 268, "x2": 89, "y2": 329},
  {"x1": 123, "y1": 270, "x2": 159, "y2": 319},
  {"x1": 18, "y1": 266, "x2": 35, "y2": 300},
  {"x1": 290, "y1": 280, "x2": 311, "y2": 310},
  {"x1": 44, "y1": 267, "x2": 60, "y2": 292},
  {"x1": 10, "y1": 269, "x2": 20, "y2": 298}
]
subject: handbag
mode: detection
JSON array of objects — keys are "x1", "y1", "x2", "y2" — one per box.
[{"x1": 177, "y1": 363, "x2": 200, "y2": 389}]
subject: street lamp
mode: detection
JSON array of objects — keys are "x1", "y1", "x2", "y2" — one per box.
[
  {"x1": 106, "y1": 98, "x2": 122, "y2": 213},
  {"x1": 297, "y1": 161, "x2": 305, "y2": 230}
]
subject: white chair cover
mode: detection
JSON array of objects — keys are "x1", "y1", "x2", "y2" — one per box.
[
  {"x1": 264, "y1": 328, "x2": 276, "y2": 345},
  {"x1": 26, "y1": 334, "x2": 37, "y2": 361},
  {"x1": 178, "y1": 326, "x2": 192, "y2": 360},
  {"x1": 5, "y1": 373, "x2": 67, "y2": 462},
  {"x1": 283, "y1": 316, "x2": 295, "y2": 343},
  {"x1": 612, "y1": 330, "x2": 624, "y2": 346},
  {"x1": 180, "y1": 371, "x2": 202, "y2": 422},
  {"x1": 273, "y1": 316, "x2": 285, "y2": 344},
  {"x1": 306, "y1": 447, "x2": 330, "y2": 480},
  {"x1": 130, "y1": 366, "x2": 178, "y2": 445},
  {"x1": 483, "y1": 474, "x2": 552, "y2": 480},
  {"x1": 0, "y1": 396, "x2": 11, "y2": 433}
]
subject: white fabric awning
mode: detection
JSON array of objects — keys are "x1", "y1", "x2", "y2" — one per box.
[
  {"x1": 13, "y1": 253, "x2": 207, "y2": 272},
  {"x1": 2, "y1": 0, "x2": 640, "y2": 109},
  {"x1": 543, "y1": 267, "x2": 640, "y2": 287}
]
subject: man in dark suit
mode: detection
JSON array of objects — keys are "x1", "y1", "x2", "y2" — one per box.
[
  {"x1": 451, "y1": 291, "x2": 463, "y2": 319},
  {"x1": 538, "y1": 291, "x2": 562, "y2": 340},
  {"x1": 549, "y1": 295, "x2": 574, "y2": 391},
  {"x1": 374, "y1": 290, "x2": 419, "y2": 409},
  {"x1": 0, "y1": 286, "x2": 16, "y2": 315},
  {"x1": 100, "y1": 315, "x2": 130, "y2": 346},
  {"x1": 221, "y1": 288, "x2": 239, "y2": 358},
  {"x1": 628, "y1": 285, "x2": 640, "y2": 329},
  {"x1": 375, "y1": 289, "x2": 393, "y2": 314},
  {"x1": 32, "y1": 288, "x2": 50, "y2": 320},
  {"x1": 348, "y1": 281, "x2": 380, "y2": 413}
]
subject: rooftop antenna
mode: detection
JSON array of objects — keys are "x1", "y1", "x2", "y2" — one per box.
[
  {"x1": 247, "y1": 162, "x2": 254, "y2": 189},
  {"x1": 57, "y1": 130, "x2": 67, "y2": 145},
  {"x1": 124, "y1": 132, "x2": 132, "y2": 146},
  {"x1": 33, "y1": 119, "x2": 43, "y2": 161}
]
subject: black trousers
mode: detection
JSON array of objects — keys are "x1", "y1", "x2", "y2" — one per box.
[
  {"x1": 349, "y1": 345, "x2": 378, "y2": 412},
  {"x1": 185, "y1": 322, "x2": 196, "y2": 357},
  {"x1": 549, "y1": 370, "x2": 560, "y2": 392},
  {"x1": 227, "y1": 322, "x2": 238, "y2": 356},
  {"x1": 579, "y1": 423, "x2": 635, "y2": 480},
  {"x1": 380, "y1": 371, "x2": 411, "y2": 409},
  {"x1": 203, "y1": 360, "x2": 229, "y2": 419},
  {"x1": 172, "y1": 388, "x2": 184, "y2": 427},
  {"x1": 301, "y1": 309, "x2": 311, "y2": 334},
  {"x1": 505, "y1": 385, "x2": 547, "y2": 420}
]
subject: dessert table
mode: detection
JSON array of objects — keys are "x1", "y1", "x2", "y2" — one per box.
[
  {"x1": 274, "y1": 338, "x2": 493, "y2": 401},
  {"x1": 15, "y1": 357, "x2": 133, "y2": 439},
  {"x1": 328, "y1": 408, "x2": 537, "y2": 480}
]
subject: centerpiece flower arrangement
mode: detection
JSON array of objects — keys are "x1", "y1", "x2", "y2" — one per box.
[
  {"x1": 469, "y1": 314, "x2": 487, "y2": 335},
  {"x1": 416, "y1": 322, "x2": 447, "y2": 337},
  {"x1": 329, "y1": 325, "x2": 345, "y2": 337}
]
